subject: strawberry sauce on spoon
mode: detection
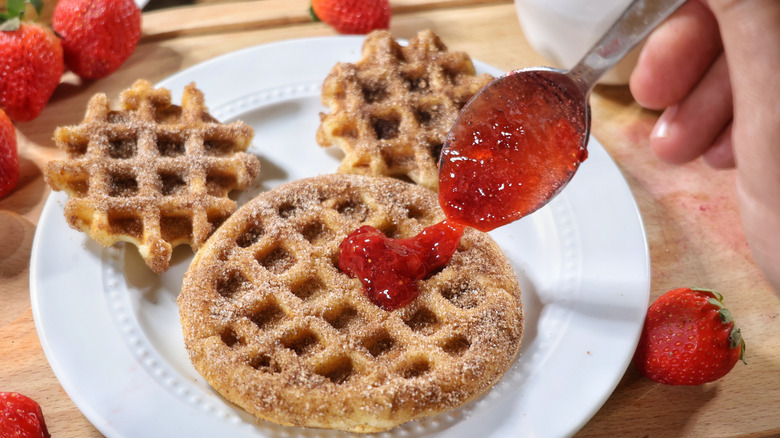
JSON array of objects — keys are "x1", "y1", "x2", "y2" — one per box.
[
  {"x1": 438, "y1": 69, "x2": 588, "y2": 231},
  {"x1": 440, "y1": 0, "x2": 688, "y2": 230}
]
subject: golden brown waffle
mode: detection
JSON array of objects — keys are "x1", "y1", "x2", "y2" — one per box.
[
  {"x1": 179, "y1": 174, "x2": 523, "y2": 433},
  {"x1": 316, "y1": 30, "x2": 494, "y2": 191},
  {"x1": 44, "y1": 79, "x2": 260, "y2": 273}
]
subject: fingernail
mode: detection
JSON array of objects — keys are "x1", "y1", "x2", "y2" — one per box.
[{"x1": 651, "y1": 105, "x2": 678, "y2": 140}]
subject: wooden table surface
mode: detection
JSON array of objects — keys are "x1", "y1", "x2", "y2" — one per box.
[{"x1": 2, "y1": 0, "x2": 779, "y2": 437}]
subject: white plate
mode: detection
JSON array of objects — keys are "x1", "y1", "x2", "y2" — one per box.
[{"x1": 31, "y1": 36, "x2": 649, "y2": 438}]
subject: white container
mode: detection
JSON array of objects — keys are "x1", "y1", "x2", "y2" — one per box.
[{"x1": 514, "y1": 0, "x2": 643, "y2": 85}]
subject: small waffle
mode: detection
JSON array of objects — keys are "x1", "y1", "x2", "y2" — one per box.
[
  {"x1": 316, "y1": 30, "x2": 494, "y2": 191},
  {"x1": 44, "y1": 79, "x2": 260, "y2": 273},
  {"x1": 179, "y1": 174, "x2": 523, "y2": 433}
]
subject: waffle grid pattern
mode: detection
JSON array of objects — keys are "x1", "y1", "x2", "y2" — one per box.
[
  {"x1": 179, "y1": 174, "x2": 523, "y2": 432},
  {"x1": 44, "y1": 79, "x2": 260, "y2": 273},
  {"x1": 316, "y1": 30, "x2": 494, "y2": 190}
]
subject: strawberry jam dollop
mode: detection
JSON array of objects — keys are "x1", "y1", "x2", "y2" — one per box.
[{"x1": 338, "y1": 220, "x2": 464, "y2": 310}]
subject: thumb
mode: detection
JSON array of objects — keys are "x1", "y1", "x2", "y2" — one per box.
[
  {"x1": 706, "y1": 0, "x2": 780, "y2": 195},
  {"x1": 707, "y1": 0, "x2": 780, "y2": 292},
  {"x1": 705, "y1": 0, "x2": 780, "y2": 167}
]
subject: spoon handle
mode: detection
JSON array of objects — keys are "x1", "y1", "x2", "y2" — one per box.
[{"x1": 568, "y1": 0, "x2": 688, "y2": 94}]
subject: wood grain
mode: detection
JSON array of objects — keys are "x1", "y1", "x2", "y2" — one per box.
[{"x1": 141, "y1": 0, "x2": 512, "y2": 40}]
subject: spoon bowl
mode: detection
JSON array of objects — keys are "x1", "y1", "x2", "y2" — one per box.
[
  {"x1": 438, "y1": 67, "x2": 589, "y2": 231},
  {"x1": 438, "y1": 0, "x2": 688, "y2": 231}
]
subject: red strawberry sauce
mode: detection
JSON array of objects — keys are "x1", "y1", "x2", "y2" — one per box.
[
  {"x1": 340, "y1": 71, "x2": 588, "y2": 310},
  {"x1": 338, "y1": 220, "x2": 464, "y2": 310},
  {"x1": 439, "y1": 70, "x2": 587, "y2": 231}
]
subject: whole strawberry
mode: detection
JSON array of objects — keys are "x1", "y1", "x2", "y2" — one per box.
[
  {"x1": 0, "y1": 2, "x2": 64, "y2": 122},
  {"x1": 311, "y1": 0, "x2": 390, "y2": 34},
  {"x1": 633, "y1": 287, "x2": 746, "y2": 385},
  {"x1": 0, "y1": 109, "x2": 19, "y2": 199},
  {"x1": 0, "y1": 392, "x2": 51, "y2": 438},
  {"x1": 52, "y1": 0, "x2": 142, "y2": 80}
]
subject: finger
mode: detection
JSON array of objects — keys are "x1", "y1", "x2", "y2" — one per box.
[
  {"x1": 629, "y1": 0, "x2": 722, "y2": 110},
  {"x1": 648, "y1": 54, "x2": 732, "y2": 163},
  {"x1": 702, "y1": 123, "x2": 735, "y2": 168}
]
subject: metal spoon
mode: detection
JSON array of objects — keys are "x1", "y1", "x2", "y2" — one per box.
[{"x1": 439, "y1": 0, "x2": 688, "y2": 232}]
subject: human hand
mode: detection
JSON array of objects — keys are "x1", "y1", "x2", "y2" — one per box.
[{"x1": 629, "y1": 0, "x2": 780, "y2": 292}]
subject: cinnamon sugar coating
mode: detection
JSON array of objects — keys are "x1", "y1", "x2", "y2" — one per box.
[
  {"x1": 316, "y1": 30, "x2": 493, "y2": 190},
  {"x1": 44, "y1": 79, "x2": 260, "y2": 273},
  {"x1": 178, "y1": 174, "x2": 523, "y2": 432}
]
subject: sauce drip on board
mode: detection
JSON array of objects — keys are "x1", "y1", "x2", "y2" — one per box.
[
  {"x1": 439, "y1": 70, "x2": 588, "y2": 232},
  {"x1": 338, "y1": 220, "x2": 464, "y2": 311}
]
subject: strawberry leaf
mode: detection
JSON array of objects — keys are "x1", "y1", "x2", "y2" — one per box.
[
  {"x1": 706, "y1": 297, "x2": 723, "y2": 307},
  {"x1": 0, "y1": 0, "x2": 42, "y2": 24},
  {"x1": 309, "y1": 5, "x2": 322, "y2": 23},
  {"x1": 0, "y1": 16, "x2": 20, "y2": 31},
  {"x1": 719, "y1": 307, "x2": 734, "y2": 324},
  {"x1": 693, "y1": 287, "x2": 723, "y2": 302},
  {"x1": 729, "y1": 327, "x2": 747, "y2": 364},
  {"x1": 5, "y1": 0, "x2": 26, "y2": 17},
  {"x1": 29, "y1": 0, "x2": 43, "y2": 17}
]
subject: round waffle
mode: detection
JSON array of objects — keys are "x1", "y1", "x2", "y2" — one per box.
[
  {"x1": 44, "y1": 79, "x2": 260, "y2": 273},
  {"x1": 178, "y1": 174, "x2": 523, "y2": 433},
  {"x1": 316, "y1": 30, "x2": 493, "y2": 190}
]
